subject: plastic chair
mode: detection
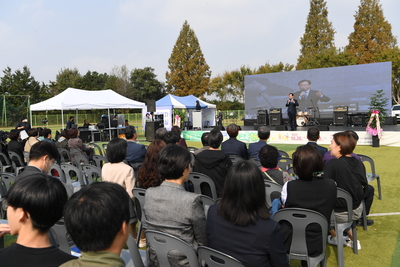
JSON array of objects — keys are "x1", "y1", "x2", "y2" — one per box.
[
  {"x1": 23, "y1": 151, "x2": 30, "y2": 164},
  {"x1": 91, "y1": 143, "x2": 103, "y2": 156},
  {"x1": 248, "y1": 157, "x2": 261, "y2": 167},
  {"x1": 0, "y1": 173, "x2": 16, "y2": 192},
  {"x1": 228, "y1": 155, "x2": 243, "y2": 164},
  {"x1": 0, "y1": 180, "x2": 8, "y2": 219},
  {"x1": 8, "y1": 151, "x2": 25, "y2": 176},
  {"x1": 81, "y1": 164, "x2": 101, "y2": 183},
  {"x1": 102, "y1": 143, "x2": 108, "y2": 154},
  {"x1": 273, "y1": 208, "x2": 328, "y2": 267},
  {"x1": 49, "y1": 219, "x2": 72, "y2": 255},
  {"x1": 358, "y1": 154, "x2": 382, "y2": 200},
  {"x1": 145, "y1": 230, "x2": 200, "y2": 267},
  {"x1": 264, "y1": 180, "x2": 283, "y2": 209},
  {"x1": 278, "y1": 150, "x2": 290, "y2": 158},
  {"x1": 128, "y1": 161, "x2": 143, "y2": 178},
  {"x1": 187, "y1": 147, "x2": 198, "y2": 153},
  {"x1": 73, "y1": 153, "x2": 89, "y2": 167},
  {"x1": 188, "y1": 172, "x2": 218, "y2": 200},
  {"x1": 92, "y1": 155, "x2": 108, "y2": 169},
  {"x1": 132, "y1": 188, "x2": 147, "y2": 246},
  {"x1": 198, "y1": 246, "x2": 245, "y2": 267},
  {"x1": 57, "y1": 148, "x2": 71, "y2": 163},
  {"x1": 60, "y1": 163, "x2": 86, "y2": 188},
  {"x1": 334, "y1": 188, "x2": 359, "y2": 267},
  {"x1": 50, "y1": 163, "x2": 66, "y2": 183},
  {"x1": 278, "y1": 157, "x2": 293, "y2": 171},
  {"x1": 286, "y1": 167, "x2": 298, "y2": 180},
  {"x1": 126, "y1": 234, "x2": 145, "y2": 267},
  {"x1": 0, "y1": 152, "x2": 12, "y2": 173},
  {"x1": 199, "y1": 195, "x2": 216, "y2": 219}
]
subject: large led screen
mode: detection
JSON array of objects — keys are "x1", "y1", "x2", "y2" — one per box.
[{"x1": 244, "y1": 62, "x2": 392, "y2": 119}]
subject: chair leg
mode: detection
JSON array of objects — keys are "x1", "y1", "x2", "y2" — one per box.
[
  {"x1": 352, "y1": 222, "x2": 358, "y2": 254},
  {"x1": 136, "y1": 221, "x2": 142, "y2": 248},
  {"x1": 362, "y1": 202, "x2": 368, "y2": 231},
  {"x1": 377, "y1": 177, "x2": 382, "y2": 200}
]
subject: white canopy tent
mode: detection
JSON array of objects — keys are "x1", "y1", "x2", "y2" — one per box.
[{"x1": 30, "y1": 88, "x2": 146, "y2": 131}]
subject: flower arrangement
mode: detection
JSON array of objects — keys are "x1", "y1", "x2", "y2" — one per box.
[
  {"x1": 366, "y1": 109, "x2": 383, "y2": 138},
  {"x1": 366, "y1": 90, "x2": 388, "y2": 140}
]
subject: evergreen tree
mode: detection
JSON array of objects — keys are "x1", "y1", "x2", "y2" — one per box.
[
  {"x1": 346, "y1": 0, "x2": 397, "y2": 64},
  {"x1": 296, "y1": 0, "x2": 336, "y2": 70},
  {"x1": 166, "y1": 20, "x2": 211, "y2": 97},
  {"x1": 130, "y1": 67, "x2": 166, "y2": 103}
]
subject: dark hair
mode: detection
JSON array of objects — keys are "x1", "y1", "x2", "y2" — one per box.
[
  {"x1": 69, "y1": 116, "x2": 74, "y2": 120},
  {"x1": 28, "y1": 128, "x2": 38, "y2": 137},
  {"x1": 258, "y1": 144, "x2": 279, "y2": 168},
  {"x1": 307, "y1": 127, "x2": 320, "y2": 141},
  {"x1": 218, "y1": 161, "x2": 270, "y2": 225},
  {"x1": 226, "y1": 124, "x2": 239, "y2": 138},
  {"x1": 258, "y1": 126, "x2": 270, "y2": 140},
  {"x1": 201, "y1": 132, "x2": 210, "y2": 146},
  {"x1": 289, "y1": 93, "x2": 294, "y2": 96},
  {"x1": 60, "y1": 129, "x2": 69, "y2": 139},
  {"x1": 68, "y1": 128, "x2": 79, "y2": 138},
  {"x1": 344, "y1": 130, "x2": 359, "y2": 141},
  {"x1": 37, "y1": 127, "x2": 44, "y2": 137},
  {"x1": 137, "y1": 139, "x2": 166, "y2": 189},
  {"x1": 293, "y1": 145, "x2": 324, "y2": 180},
  {"x1": 63, "y1": 182, "x2": 130, "y2": 252},
  {"x1": 163, "y1": 131, "x2": 180, "y2": 144},
  {"x1": 106, "y1": 138, "x2": 127, "y2": 163},
  {"x1": 171, "y1": 126, "x2": 181, "y2": 134},
  {"x1": 7, "y1": 173, "x2": 68, "y2": 234},
  {"x1": 29, "y1": 141, "x2": 59, "y2": 161},
  {"x1": 208, "y1": 129, "x2": 223, "y2": 149},
  {"x1": 157, "y1": 144, "x2": 191, "y2": 180},
  {"x1": 42, "y1": 128, "x2": 52, "y2": 139},
  {"x1": 155, "y1": 128, "x2": 168, "y2": 140},
  {"x1": 21, "y1": 116, "x2": 27, "y2": 121},
  {"x1": 298, "y1": 79, "x2": 311, "y2": 85},
  {"x1": 332, "y1": 132, "x2": 356, "y2": 156},
  {"x1": 124, "y1": 126, "x2": 136, "y2": 139},
  {"x1": 8, "y1": 129, "x2": 20, "y2": 141}
]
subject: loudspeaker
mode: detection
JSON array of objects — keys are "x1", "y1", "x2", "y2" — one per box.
[
  {"x1": 269, "y1": 113, "x2": 282, "y2": 126},
  {"x1": 384, "y1": 116, "x2": 396, "y2": 125},
  {"x1": 145, "y1": 121, "x2": 160, "y2": 142},
  {"x1": 257, "y1": 110, "x2": 269, "y2": 125},
  {"x1": 333, "y1": 111, "x2": 347, "y2": 126},
  {"x1": 316, "y1": 125, "x2": 329, "y2": 131},
  {"x1": 147, "y1": 100, "x2": 156, "y2": 112}
]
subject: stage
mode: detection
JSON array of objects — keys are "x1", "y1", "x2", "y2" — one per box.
[{"x1": 182, "y1": 124, "x2": 400, "y2": 147}]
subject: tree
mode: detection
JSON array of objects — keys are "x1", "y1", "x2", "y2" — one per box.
[
  {"x1": 130, "y1": 67, "x2": 166, "y2": 102},
  {"x1": 296, "y1": 0, "x2": 336, "y2": 70},
  {"x1": 346, "y1": 0, "x2": 397, "y2": 64},
  {"x1": 107, "y1": 65, "x2": 132, "y2": 98},
  {"x1": 53, "y1": 68, "x2": 82, "y2": 94},
  {"x1": 166, "y1": 20, "x2": 211, "y2": 97},
  {"x1": 79, "y1": 71, "x2": 109, "y2": 91}
]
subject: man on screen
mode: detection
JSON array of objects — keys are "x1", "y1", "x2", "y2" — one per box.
[{"x1": 294, "y1": 80, "x2": 330, "y2": 112}]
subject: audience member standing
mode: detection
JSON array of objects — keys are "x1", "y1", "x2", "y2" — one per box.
[
  {"x1": 221, "y1": 124, "x2": 248, "y2": 159},
  {"x1": 66, "y1": 116, "x2": 74, "y2": 130},
  {"x1": 206, "y1": 161, "x2": 289, "y2": 267},
  {"x1": 15, "y1": 116, "x2": 31, "y2": 131}
]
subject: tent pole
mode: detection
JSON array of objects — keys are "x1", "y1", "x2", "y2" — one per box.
[
  {"x1": 76, "y1": 109, "x2": 78, "y2": 126},
  {"x1": 61, "y1": 109, "x2": 64, "y2": 130},
  {"x1": 108, "y1": 108, "x2": 111, "y2": 140}
]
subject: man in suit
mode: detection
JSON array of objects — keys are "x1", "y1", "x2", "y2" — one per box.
[
  {"x1": 66, "y1": 116, "x2": 74, "y2": 130},
  {"x1": 248, "y1": 126, "x2": 270, "y2": 158},
  {"x1": 16, "y1": 141, "x2": 59, "y2": 182},
  {"x1": 285, "y1": 93, "x2": 299, "y2": 131},
  {"x1": 306, "y1": 127, "x2": 327, "y2": 156},
  {"x1": 125, "y1": 126, "x2": 146, "y2": 163},
  {"x1": 221, "y1": 124, "x2": 248, "y2": 159},
  {"x1": 294, "y1": 80, "x2": 330, "y2": 113}
]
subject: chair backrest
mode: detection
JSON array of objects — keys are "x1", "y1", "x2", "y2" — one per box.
[
  {"x1": 23, "y1": 151, "x2": 30, "y2": 164},
  {"x1": 8, "y1": 151, "x2": 25, "y2": 175},
  {"x1": 57, "y1": 148, "x2": 71, "y2": 163},
  {"x1": 102, "y1": 144, "x2": 108, "y2": 154},
  {"x1": 126, "y1": 234, "x2": 145, "y2": 267},
  {"x1": 73, "y1": 153, "x2": 89, "y2": 167},
  {"x1": 197, "y1": 246, "x2": 245, "y2": 267},
  {"x1": 0, "y1": 173, "x2": 17, "y2": 192},
  {"x1": 187, "y1": 147, "x2": 198, "y2": 153},
  {"x1": 229, "y1": 155, "x2": 243, "y2": 164},
  {"x1": 50, "y1": 163, "x2": 66, "y2": 183},
  {"x1": 199, "y1": 195, "x2": 216, "y2": 219},
  {"x1": 358, "y1": 154, "x2": 377, "y2": 175},
  {"x1": 0, "y1": 152, "x2": 11, "y2": 166},
  {"x1": 248, "y1": 157, "x2": 261, "y2": 167},
  {"x1": 273, "y1": 208, "x2": 328, "y2": 263},
  {"x1": 264, "y1": 180, "x2": 283, "y2": 208},
  {"x1": 81, "y1": 164, "x2": 101, "y2": 184},
  {"x1": 145, "y1": 230, "x2": 200, "y2": 267},
  {"x1": 60, "y1": 163, "x2": 86, "y2": 187},
  {"x1": 132, "y1": 188, "x2": 146, "y2": 222},
  {"x1": 278, "y1": 150, "x2": 290, "y2": 158},
  {"x1": 0, "y1": 180, "x2": 8, "y2": 219},
  {"x1": 91, "y1": 143, "x2": 103, "y2": 156},
  {"x1": 49, "y1": 219, "x2": 72, "y2": 254},
  {"x1": 278, "y1": 157, "x2": 293, "y2": 171},
  {"x1": 92, "y1": 155, "x2": 108, "y2": 169},
  {"x1": 336, "y1": 188, "x2": 353, "y2": 222},
  {"x1": 286, "y1": 167, "x2": 298, "y2": 179},
  {"x1": 188, "y1": 172, "x2": 218, "y2": 200}
]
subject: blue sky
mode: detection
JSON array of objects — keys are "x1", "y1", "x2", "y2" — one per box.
[{"x1": 0, "y1": 0, "x2": 399, "y2": 84}]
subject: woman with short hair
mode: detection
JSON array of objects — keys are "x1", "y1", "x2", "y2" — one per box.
[
  {"x1": 206, "y1": 161, "x2": 289, "y2": 267},
  {"x1": 67, "y1": 128, "x2": 93, "y2": 162}
]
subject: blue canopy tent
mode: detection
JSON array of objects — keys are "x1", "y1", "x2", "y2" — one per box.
[{"x1": 156, "y1": 94, "x2": 216, "y2": 130}]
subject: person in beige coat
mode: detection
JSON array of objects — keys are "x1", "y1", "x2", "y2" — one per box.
[{"x1": 24, "y1": 128, "x2": 39, "y2": 153}]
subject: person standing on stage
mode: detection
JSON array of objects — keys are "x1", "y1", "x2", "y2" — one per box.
[{"x1": 286, "y1": 93, "x2": 298, "y2": 131}]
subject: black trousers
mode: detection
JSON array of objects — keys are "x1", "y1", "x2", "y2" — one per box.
[{"x1": 288, "y1": 112, "x2": 296, "y2": 130}]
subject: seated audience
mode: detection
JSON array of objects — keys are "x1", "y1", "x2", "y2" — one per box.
[
  {"x1": 206, "y1": 161, "x2": 289, "y2": 267},
  {"x1": 171, "y1": 126, "x2": 188, "y2": 148},
  {"x1": 280, "y1": 145, "x2": 336, "y2": 263},
  {"x1": 305, "y1": 127, "x2": 327, "y2": 156},
  {"x1": 324, "y1": 132, "x2": 374, "y2": 247},
  {"x1": 193, "y1": 129, "x2": 232, "y2": 197},
  {"x1": 163, "y1": 131, "x2": 180, "y2": 145},
  {"x1": 7, "y1": 129, "x2": 24, "y2": 163},
  {"x1": 61, "y1": 182, "x2": 130, "y2": 267},
  {"x1": 194, "y1": 132, "x2": 210, "y2": 155},
  {"x1": 0, "y1": 173, "x2": 75, "y2": 266},
  {"x1": 144, "y1": 144, "x2": 207, "y2": 267},
  {"x1": 125, "y1": 126, "x2": 146, "y2": 163},
  {"x1": 221, "y1": 124, "x2": 248, "y2": 159},
  {"x1": 24, "y1": 128, "x2": 39, "y2": 153},
  {"x1": 42, "y1": 128, "x2": 55, "y2": 145},
  {"x1": 155, "y1": 127, "x2": 168, "y2": 140},
  {"x1": 37, "y1": 127, "x2": 44, "y2": 141},
  {"x1": 137, "y1": 139, "x2": 167, "y2": 189},
  {"x1": 111, "y1": 115, "x2": 119, "y2": 127},
  {"x1": 56, "y1": 129, "x2": 69, "y2": 149},
  {"x1": 83, "y1": 119, "x2": 90, "y2": 128},
  {"x1": 323, "y1": 130, "x2": 361, "y2": 164},
  {"x1": 248, "y1": 126, "x2": 270, "y2": 158},
  {"x1": 259, "y1": 144, "x2": 291, "y2": 186},
  {"x1": 67, "y1": 128, "x2": 93, "y2": 163},
  {"x1": 124, "y1": 119, "x2": 129, "y2": 127}
]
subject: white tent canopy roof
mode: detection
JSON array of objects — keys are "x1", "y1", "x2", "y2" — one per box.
[{"x1": 31, "y1": 88, "x2": 145, "y2": 111}]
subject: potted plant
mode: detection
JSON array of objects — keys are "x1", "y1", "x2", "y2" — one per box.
[{"x1": 366, "y1": 89, "x2": 389, "y2": 147}]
